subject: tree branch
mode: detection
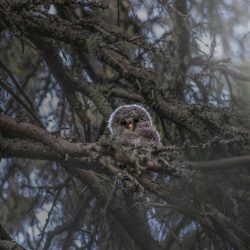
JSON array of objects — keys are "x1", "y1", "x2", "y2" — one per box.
[{"x1": 189, "y1": 155, "x2": 250, "y2": 171}]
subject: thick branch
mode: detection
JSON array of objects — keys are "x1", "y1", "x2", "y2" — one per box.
[
  {"x1": 189, "y1": 155, "x2": 250, "y2": 171},
  {"x1": 0, "y1": 114, "x2": 98, "y2": 156},
  {"x1": 0, "y1": 224, "x2": 26, "y2": 250},
  {"x1": 1, "y1": 114, "x2": 250, "y2": 174},
  {"x1": 173, "y1": 0, "x2": 190, "y2": 100},
  {"x1": 0, "y1": 241, "x2": 25, "y2": 250}
]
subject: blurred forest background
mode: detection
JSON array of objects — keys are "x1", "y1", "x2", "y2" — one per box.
[{"x1": 1, "y1": 0, "x2": 250, "y2": 249}]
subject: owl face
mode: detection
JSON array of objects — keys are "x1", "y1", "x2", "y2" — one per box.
[
  {"x1": 108, "y1": 104, "x2": 152, "y2": 135},
  {"x1": 108, "y1": 104, "x2": 161, "y2": 146}
]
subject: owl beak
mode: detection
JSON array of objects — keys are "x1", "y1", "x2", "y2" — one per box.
[{"x1": 128, "y1": 123, "x2": 134, "y2": 130}]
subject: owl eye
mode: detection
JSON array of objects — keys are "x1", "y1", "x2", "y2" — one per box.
[
  {"x1": 133, "y1": 118, "x2": 139, "y2": 123},
  {"x1": 120, "y1": 120, "x2": 127, "y2": 126}
]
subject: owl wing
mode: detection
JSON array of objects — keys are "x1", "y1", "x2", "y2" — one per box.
[{"x1": 135, "y1": 127, "x2": 161, "y2": 143}]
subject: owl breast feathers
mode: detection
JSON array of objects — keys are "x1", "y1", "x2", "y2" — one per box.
[{"x1": 108, "y1": 104, "x2": 161, "y2": 146}]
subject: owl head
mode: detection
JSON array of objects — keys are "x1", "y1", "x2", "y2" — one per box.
[{"x1": 108, "y1": 104, "x2": 152, "y2": 135}]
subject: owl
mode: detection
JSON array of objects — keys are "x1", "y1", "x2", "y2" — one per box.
[{"x1": 108, "y1": 104, "x2": 161, "y2": 146}]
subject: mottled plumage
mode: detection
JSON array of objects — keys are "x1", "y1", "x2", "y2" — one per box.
[{"x1": 108, "y1": 104, "x2": 161, "y2": 146}]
